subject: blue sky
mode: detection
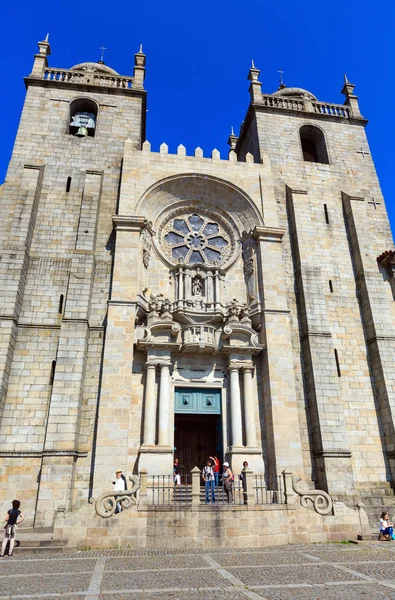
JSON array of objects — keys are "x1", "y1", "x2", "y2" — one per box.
[{"x1": 0, "y1": 0, "x2": 394, "y2": 236}]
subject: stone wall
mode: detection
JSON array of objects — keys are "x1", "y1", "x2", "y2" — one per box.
[{"x1": 54, "y1": 501, "x2": 368, "y2": 550}]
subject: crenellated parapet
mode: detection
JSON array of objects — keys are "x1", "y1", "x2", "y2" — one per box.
[{"x1": 141, "y1": 139, "x2": 259, "y2": 164}]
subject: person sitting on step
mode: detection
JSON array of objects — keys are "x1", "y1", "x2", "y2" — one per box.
[{"x1": 379, "y1": 512, "x2": 395, "y2": 540}]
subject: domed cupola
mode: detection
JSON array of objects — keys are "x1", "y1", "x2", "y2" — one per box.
[
  {"x1": 69, "y1": 61, "x2": 120, "y2": 76},
  {"x1": 272, "y1": 86, "x2": 317, "y2": 101}
]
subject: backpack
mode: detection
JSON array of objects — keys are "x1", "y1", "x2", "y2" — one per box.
[{"x1": 379, "y1": 531, "x2": 391, "y2": 541}]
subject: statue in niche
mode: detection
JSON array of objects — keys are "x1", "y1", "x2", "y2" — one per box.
[
  {"x1": 192, "y1": 276, "x2": 203, "y2": 296},
  {"x1": 241, "y1": 232, "x2": 256, "y2": 302}
]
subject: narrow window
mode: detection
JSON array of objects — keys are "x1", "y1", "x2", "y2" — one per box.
[
  {"x1": 69, "y1": 98, "x2": 97, "y2": 137},
  {"x1": 58, "y1": 294, "x2": 64, "y2": 314},
  {"x1": 49, "y1": 360, "x2": 56, "y2": 385},
  {"x1": 300, "y1": 125, "x2": 329, "y2": 164},
  {"x1": 334, "y1": 349, "x2": 341, "y2": 377},
  {"x1": 66, "y1": 177, "x2": 72, "y2": 193},
  {"x1": 324, "y1": 203, "x2": 329, "y2": 224},
  {"x1": 329, "y1": 280, "x2": 333, "y2": 293}
]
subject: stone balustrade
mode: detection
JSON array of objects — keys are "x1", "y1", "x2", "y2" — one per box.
[
  {"x1": 258, "y1": 93, "x2": 353, "y2": 119},
  {"x1": 312, "y1": 102, "x2": 351, "y2": 118},
  {"x1": 183, "y1": 325, "x2": 218, "y2": 347},
  {"x1": 260, "y1": 94, "x2": 305, "y2": 112},
  {"x1": 42, "y1": 68, "x2": 134, "y2": 89}
]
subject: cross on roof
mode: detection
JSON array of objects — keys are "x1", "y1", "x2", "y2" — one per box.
[
  {"x1": 368, "y1": 197, "x2": 382, "y2": 210},
  {"x1": 278, "y1": 68, "x2": 284, "y2": 87},
  {"x1": 357, "y1": 147, "x2": 370, "y2": 158},
  {"x1": 99, "y1": 46, "x2": 107, "y2": 62}
]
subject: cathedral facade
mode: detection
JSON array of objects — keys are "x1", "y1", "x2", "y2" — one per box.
[{"x1": 0, "y1": 38, "x2": 394, "y2": 528}]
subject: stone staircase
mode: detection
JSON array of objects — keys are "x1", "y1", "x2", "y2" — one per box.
[{"x1": 10, "y1": 527, "x2": 73, "y2": 554}]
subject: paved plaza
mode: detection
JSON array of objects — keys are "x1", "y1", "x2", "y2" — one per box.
[{"x1": 1, "y1": 543, "x2": 395, "y2": 599}]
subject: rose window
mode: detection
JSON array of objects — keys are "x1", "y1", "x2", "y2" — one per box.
[{"x1": 160, "y1": 212, "x2": 233, "y2": 266}]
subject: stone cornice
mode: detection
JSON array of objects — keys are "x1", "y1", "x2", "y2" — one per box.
[
  {"x1": 0, "y1": 450, "x2": 88, "y2": 458},
  {"x1": 314, "y1": 450, "x2": 352, "y2": 458},
  {"x1": 112, "y1": 215, "x2": 147, "y2": 232},
  {"x1": 253, "y1": 226, "x2": 286, "y2": 243},
  {"x1": 24, "y1": 76, "x2": 147, "y2": 100}
]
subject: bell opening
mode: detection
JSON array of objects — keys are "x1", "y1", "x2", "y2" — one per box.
[{"x1": 69, "y1": 98, "x2": 97, "y2": 138}]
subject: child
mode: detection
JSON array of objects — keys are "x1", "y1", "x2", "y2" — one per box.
[{"x1": 1, "y1": 500, "x2": 24, "y2": 557}]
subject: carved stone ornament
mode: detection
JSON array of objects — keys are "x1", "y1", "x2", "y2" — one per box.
[
  {"x1": 95, "y1": 475, "x2": 140, "y2": 518},
  {"x1": 141, "y1": 223, "x2": 153, "y2": 269},
  {"x1": 241, "y1": 231, "x2": 256, "y2": 302},
  {"x1": 292, "y1": 476, "x2": 333, "y2": 515}
]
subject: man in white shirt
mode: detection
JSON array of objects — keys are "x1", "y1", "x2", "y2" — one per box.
[
  {"x1": 202, "y1": 459, "x2": 216, "y2": 504},
  {"x1": 113, "y1": 469, "x2": 127, "y2": 513}
]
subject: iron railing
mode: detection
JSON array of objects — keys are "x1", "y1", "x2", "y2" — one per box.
[{"x1": 149, "y1": 474, "x2": 191, "y2": 506}]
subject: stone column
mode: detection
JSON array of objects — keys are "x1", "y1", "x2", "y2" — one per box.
[
  {"x1": 158, "y1": 362, "x2": 171, "y2": 446},
  {"x1": 184, "y1": 269, "x2": 192, "y2": 301},
  {"x1": 229, "y1": 366, "x2": 243, "y2": 447},
  {"x1": 177, "y1": 267, "x2": 184, "y2": 309},
  {"x1": 142, "y1": 363, "x2": 157, "y2": 446},
  {"x1": 243, "y1": 366, "x2": 257, "y2": 448},
  {"x1": 207, "y1": 271, "x2": 214, "y2": 304},
  {"x1": 214, "y1": 270, "x2": 220, "y2": 309}
]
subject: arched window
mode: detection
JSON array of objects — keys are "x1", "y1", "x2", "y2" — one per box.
[
  {"x1": 69, "y1": 98, "x2": 98, "y2": 138},
  {"x1": 300, "y1": 125, "x2": 329, "y2": 164}
]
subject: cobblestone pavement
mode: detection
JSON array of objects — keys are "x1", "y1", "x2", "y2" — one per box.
[{"x1": 1, "y1": 544, "x2": 395, "y2": 599}]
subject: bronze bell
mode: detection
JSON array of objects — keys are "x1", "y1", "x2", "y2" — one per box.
[{"x1": 75, "y1": 126, "x2": 88, "y2": 137}]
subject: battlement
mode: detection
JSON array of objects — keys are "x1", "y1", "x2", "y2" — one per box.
[{"x1": 140, "y1": 140, "x2": 260, "y2": 165}]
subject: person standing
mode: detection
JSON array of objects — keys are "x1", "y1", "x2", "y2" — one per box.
[
  {"x1": 202, "y1": 459, "x2": 216, "y2": 504},
  {"x1": 173, "y1": 458, "x2": 181, "y2": 485},
  {"x1": 210, "y1": 455, "x2": 220, "y2": 487},
  {"x1": 1, "y1": 500, "x2": 24, "y2": 557},
  {"x1": 223, "y1": 462, "x2": 234, "y2": 504},
  {"x1": 239, "y1": 460, "x2": 249, "y2": 504},
  {"x1": 113, "y1": 469, "x2": 127, "y2": 513}
]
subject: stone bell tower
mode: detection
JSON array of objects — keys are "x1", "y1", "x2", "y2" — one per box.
[
  {"x1": 236, "y1": 63, "x2": 395, "y2": 502},
  {"x1": 0, "y1": 36, "x2": 147, "y2": 526}
]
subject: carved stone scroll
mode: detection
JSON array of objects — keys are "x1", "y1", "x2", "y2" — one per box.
[
  {"x1": 292, "y1": 476, "x2": 333, "y2": 515},
  {"x1": 95, "y1": 475, "x2": 140, "y2": 518}
]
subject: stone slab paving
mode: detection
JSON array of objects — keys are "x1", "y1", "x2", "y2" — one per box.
[{"x1": 1, "y1": 544, "x2": 395, "y2": 599}]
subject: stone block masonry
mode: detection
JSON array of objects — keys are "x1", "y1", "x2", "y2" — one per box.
[{"x1": 0, "y1": 39, "x2": 395, "y2": 535}]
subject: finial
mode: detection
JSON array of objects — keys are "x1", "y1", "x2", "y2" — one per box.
[
  {"x1": 45, "y1": 33, "x2": 49, "y2": 42},
  {"x1": 139, "y1": 44, "x2": 143, "y2": 53},
  {"x1": 228, "y1": 127, "x2": 238, "y2": 151},
  {"x1": 344, "y1": 73, "x2": 349, "y2": 84},
  {"x1": 278, "y1": 68, "x2": 285, "y2": 88},
  {"x1": 99, "y1": 46, "x2": 107, "y2": 63},
  {"x1": 251, "y1": 59, "x2": 255, "y2": 69}
]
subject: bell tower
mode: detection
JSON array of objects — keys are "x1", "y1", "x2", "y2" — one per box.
[{"x1": 0, "y1": 37, "x2": 147, "y2": 525}]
